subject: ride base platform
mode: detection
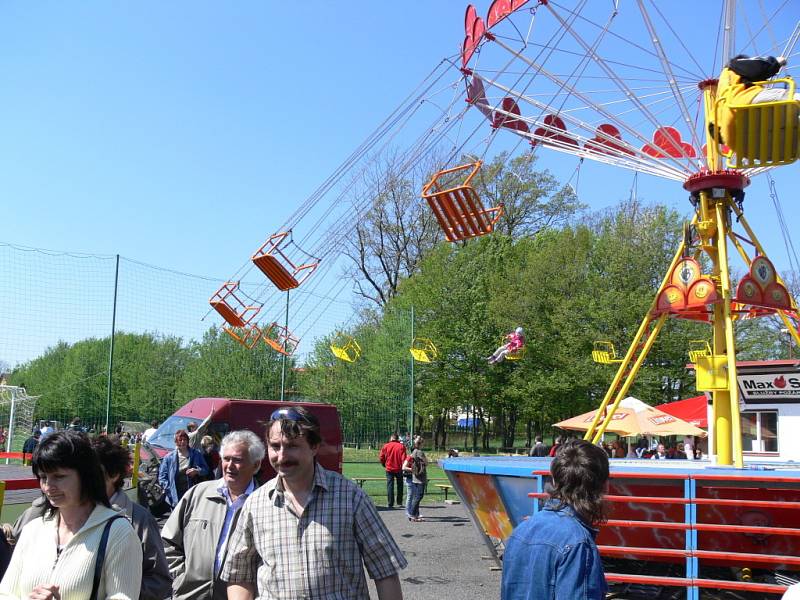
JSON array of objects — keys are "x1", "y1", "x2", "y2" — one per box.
[{"x1": 441, "y1": 456, "x2": 800, "y2": 599}]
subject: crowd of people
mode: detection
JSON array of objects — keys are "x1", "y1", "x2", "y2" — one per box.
[
  {"x1": 528, "y1": 435, "x2": 705, "y2": 460},
  {"x1": 0, "y1": 407, "x2": 408, "y2": 600},
  {"x1": 5, "y1": 414, "x2": 798, "y2": 599},
  {"x1": 379, "y1": 432, "x2": 429, "y2": 522}
]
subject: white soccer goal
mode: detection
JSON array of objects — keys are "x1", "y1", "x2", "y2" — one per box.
[{"x1": 0, "y1": 385, "x2": 38, "y2": 456}]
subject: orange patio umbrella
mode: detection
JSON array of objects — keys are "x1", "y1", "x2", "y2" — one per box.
[{"x1": 554, "y1": 396, "x2": 707, "y2": 438}]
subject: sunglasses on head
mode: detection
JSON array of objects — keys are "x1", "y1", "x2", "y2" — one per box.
[{"x1": 270, "y1": 407, "x2": 311, "y2": 423}]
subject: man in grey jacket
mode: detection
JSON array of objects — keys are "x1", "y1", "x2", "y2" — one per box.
[{"x1": 161, "y1": 429, "x2": 264, "y2": 600}]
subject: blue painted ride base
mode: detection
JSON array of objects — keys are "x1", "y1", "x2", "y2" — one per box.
[{"x1": 441, "y1": 456, "x2": 800, "y2": 598}]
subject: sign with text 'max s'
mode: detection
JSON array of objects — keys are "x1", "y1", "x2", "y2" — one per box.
[{"x1": 738, "y1": 373, "x2": 800, "y2": 403}]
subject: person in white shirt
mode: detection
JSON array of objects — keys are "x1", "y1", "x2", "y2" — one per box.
[
  {"x1": 142, "y1": 419, "x2": 159, "y2": 442},
  {"x1": 39, "y1": 421, "x2": 55, "y2": 440},
  {"x1": 783, "y1": 583, "x2": 800, "y2": 599},
  {"x1": 683, "y1": 436, "x2": 695, "y2": 460},
  {"x1": 650, "y1": 443, "x2": 668, "y2": 460},
  {"x1": 0, "y1": 431, "x2": 142, "y2": 599}
]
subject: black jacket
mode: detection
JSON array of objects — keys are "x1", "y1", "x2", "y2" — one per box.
[{"x1": 728, "y1": 55, "x2": 783, "y2": 84}]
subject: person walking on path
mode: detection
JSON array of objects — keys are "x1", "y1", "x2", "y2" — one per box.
[
  {"x1": 159, "y1": 429, "x2": 209, "y2": 509},
  {"x1": 162, "y1": 430, "x2": 263, "y2": 600},
  {"x1": 501, "y1": 438, "x2": 610, "y2": 600},
  {"x1": 222, "y1": 406, "x2": 407, "y2": 600},
  {"x1": 143, "y1": 420, "x2": 159, "y2": 443},
  {"x1": 21, "y1": 431, "x2": 40, "y2": 459},
  {"x1": 403, "y1": 435, "x2": 428, "y2": 522},
  {"x1": 0, "y1": 431, "x2": 142, "y2": 599},
  {"x1": 39, "y1": 421, "x2": 55, "y2": 440},
  {"x1": 379, "y1": 433, "x2": 407, "y2": 508},
  {"x1": 529, "y1": 436, "x2": 550, "y2": 457},
  {"x1": 93, "y1": 435, "x2": 171, "y2": 600}
]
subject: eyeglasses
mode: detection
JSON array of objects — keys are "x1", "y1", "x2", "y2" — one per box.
[{"x1": 270, "y1": 407, "x2": 311, "y2": 423}]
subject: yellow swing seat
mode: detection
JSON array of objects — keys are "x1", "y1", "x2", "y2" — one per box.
[
  {"x1": 410, "y1": 338, "x2": 439, "y2": 363},
  {"x1": 687, "y1": 340, "x2": 711, "y2": 364},
  {"x1": 330, "y1": 335, "x2": 361, "y2": 363},
  {"x1": 687, "y1": 340, "x2": 728, "y2": 391},
  {"x1": 591, "y1": 341, "x2": 622, "y2": 365},
  {"x1": 723, "y1": 78, "x2": 800, "y2": 169}
]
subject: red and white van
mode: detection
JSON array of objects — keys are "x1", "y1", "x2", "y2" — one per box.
[{"x1": 139, "y1": 397, "x2": 343, "y2": 494}]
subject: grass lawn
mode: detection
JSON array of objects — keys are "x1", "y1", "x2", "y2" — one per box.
[
  {"x1": 342, "y1": 447, "x2": 451, "y2": 505},
  {"x1": 0, "y1": 447, "x2": 455, "y2": 520}
]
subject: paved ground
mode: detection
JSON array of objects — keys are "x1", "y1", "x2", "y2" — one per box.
[
  {"x1": 365, "y1": 502, "x2": 777, "y2": 600},
  {"x1": 367, "y1": 503, "x2": 502, "y2": 600}
]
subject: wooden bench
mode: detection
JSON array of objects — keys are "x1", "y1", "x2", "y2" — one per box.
[
  {"x1": 435, "y1": 483, "x2": 459, "y2": 503},
  {"x1": 352, "y1": 477, "x2": 385, "y2": 488}
]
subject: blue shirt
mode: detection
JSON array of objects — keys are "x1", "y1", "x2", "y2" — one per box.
[
  {"x1": 214, "y1": 478, "x2": 256, "y2": 574},
  {"x1": 501, "y1": 500, "x2": 607, "y2": 600}
]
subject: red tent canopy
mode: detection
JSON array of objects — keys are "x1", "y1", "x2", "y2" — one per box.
[{"x1": 658, "y1": 395, "x2": 708, "y2": 428}]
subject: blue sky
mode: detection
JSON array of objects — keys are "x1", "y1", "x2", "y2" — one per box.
[
  {"x1": 1, "y1": 3, "x2": 469, "y2": 276},
  {"x1": 2, "y1": 2, "x2": 800, "y2": 366}
]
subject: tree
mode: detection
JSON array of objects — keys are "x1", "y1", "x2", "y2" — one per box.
[
  {"x1": 343, "y1": 151, "x2": 585, "y2": 307},
  {"x1": 343, "y1": 152, "x2": 442, "y2": 306},
  {"x1": 176, "y1": 327, "x2": 286, "y2": 405},
  {"x1": 472, "y1": 152, "x2": 584, "y2": 239}
]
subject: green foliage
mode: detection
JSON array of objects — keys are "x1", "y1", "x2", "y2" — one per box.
[
  {"x1": 8, "y1": 153, "x2": 789, "y2": 447},
  {"x1": 297, "y1": 308, "x2": 412, "y2": 445},
  {"x1": 303, "y1": 195, "x2": 785, "y2": 451},
  {"x1": 473, "y1": 152, "x2": 585, "y2": 238},
  {"x1": 176, "y1": 327, "x2": 285, "y2": 404},
  {"x1": 8, "y1": 327, "x2": 285, "y2": 427}
]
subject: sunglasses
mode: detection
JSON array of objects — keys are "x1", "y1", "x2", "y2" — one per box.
[{"x1": 270, "y1": 407, "x2": 311, "y2": 423}]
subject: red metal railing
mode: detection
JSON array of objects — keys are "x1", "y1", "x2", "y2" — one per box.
[{"x1": 528, "y1": 469, "x2": 799, "y2": 597}]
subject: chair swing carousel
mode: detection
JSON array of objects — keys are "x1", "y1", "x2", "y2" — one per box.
[{"x1": 439, "y1": 0, "x2": 800, "y2": 469}]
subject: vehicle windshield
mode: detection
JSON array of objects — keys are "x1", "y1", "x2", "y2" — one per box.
[{"x1": 146, "y1": 415, "x2": 203, "y2": 451}]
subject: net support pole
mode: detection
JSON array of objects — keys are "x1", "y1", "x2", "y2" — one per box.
[
  {"x1": 105, "y1": 254, "x2": 120, "y2": 434},
  {"x1": 409, "y1": 305, "x2": 415, "y2": 442},
  {"x1": 280, "y1": 290, "x2": 289, "y2": 402},
  {"x1": 5, "y1": 389, "x2": 15, "y2": 464}
]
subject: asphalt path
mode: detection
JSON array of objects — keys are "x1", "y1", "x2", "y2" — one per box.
[{"x1": 367, "y1": 502, "x2": 502, "y2": 600}]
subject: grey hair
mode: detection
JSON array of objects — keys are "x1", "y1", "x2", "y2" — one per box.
[{"x1": 220, "y1": 430, "x2": 265, "y2": 464}]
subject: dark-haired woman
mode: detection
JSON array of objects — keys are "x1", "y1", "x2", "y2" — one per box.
[
  {"x1": 501, "y1": 439, "x2": 609, "y2": 600},
  {"x1": 92, "y1": 435, "x2": 171, "y2": 600},
  {"x1": 0, "y1": 431, "x2": 142, "y2": 599},
  {"x1": 158, "y1": 429, "x2": 209, "y2": 508}
]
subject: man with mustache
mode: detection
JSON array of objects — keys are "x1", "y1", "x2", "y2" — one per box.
[
  {"x1": 223, "y1": 406, "x2": 407, "y2": 600},
  {"x1": 162, "y1": 430, "x2": 264, "y2": 600}
]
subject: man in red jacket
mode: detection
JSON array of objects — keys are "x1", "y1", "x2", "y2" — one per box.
[{"x1": 379, "y1": 433, "x2": 408, "y2": 508}]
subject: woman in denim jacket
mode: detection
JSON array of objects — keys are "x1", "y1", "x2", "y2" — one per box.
[
  {"x1": 501, "y1": 439, "x2": 609, "y2": 600},
  {"x1": 158, "y1": 429, "x2": 209, "y2": 508}
]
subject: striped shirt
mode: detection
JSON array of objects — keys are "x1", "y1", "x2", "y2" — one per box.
[{"x1": 222, "y1": 464, "x2": 407, "y2": 599}]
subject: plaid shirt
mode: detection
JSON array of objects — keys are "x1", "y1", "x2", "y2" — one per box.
[{"x1": 221, "y1": 464, "x2": 407, "y2": 599}]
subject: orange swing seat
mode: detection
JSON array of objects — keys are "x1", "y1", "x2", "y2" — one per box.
[
  {"x1": 262, "y1": 322, "x2": 300, "y2": 356},
  {"x1": 251, "y1": 232, "x2": 319, "y2": 291},
  {"x1": 209, "y1": 281, "x2": 261, "y2": 328},
  {"x1": 421, "y1": 161, "x2": 503, "y2": 242},
  {"x1": 223, "y1": 322, "x2": 264, "y2": 349}
]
